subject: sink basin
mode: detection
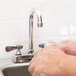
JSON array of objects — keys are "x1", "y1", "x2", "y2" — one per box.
[{"x1": 1, "y1": 63, "x2": 31, "y2": 76}]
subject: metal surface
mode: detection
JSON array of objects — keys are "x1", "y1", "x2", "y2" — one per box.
[
  {"x1": 13, "y1": 54, "x2": 33, "y2": 63},
  {"x1": 5, "y1": 45, "x2": 23, "y2": 52},
  {"x1": 29, "y1": 9, "x2": 43, "y2": 53},
  {"x1": 2, "y1": 65, "x2": 31, "y2": 76},
  {"x1": 5, "y1": 45, "x2": 33, "y2": 63},
  {"x1": 4, "y1": 9, "x2": 43, "y2": 63}
]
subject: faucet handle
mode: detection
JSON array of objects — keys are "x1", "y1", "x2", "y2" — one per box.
[
  {"x1": 5, "y1": 45, "x2": 23, "y2": 52},
  {"x1": 39, "y1": 43, "x2": 45, "y2": 48}
]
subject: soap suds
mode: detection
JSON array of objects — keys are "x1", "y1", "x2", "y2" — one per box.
[{"x1": 39, "y1": 73, "x2": 45, "y2": 76}]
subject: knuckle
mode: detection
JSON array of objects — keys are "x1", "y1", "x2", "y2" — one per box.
[{"x1": 28, "y1": 66, "x2": 31, "y2": 72}]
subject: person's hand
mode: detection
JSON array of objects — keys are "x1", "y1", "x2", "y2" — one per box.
[
  {"x1": 28, "y1": 40, "x2": 76, "y2": 76},
  {"x1": 59, "y1": 40, "x2": 76, "y2": 56},
  {"x1": 45, "y1": 40, "x2": 76, "y2": 56},
  {"x1": 28, "y1": 48, "x2": 69, "y2": 76}
]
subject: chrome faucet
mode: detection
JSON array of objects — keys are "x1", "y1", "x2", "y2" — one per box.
[
  {"x1": 28, "y1": 9, "x2": 43, "y2": 53},
  {"x1": 5, "y1": 9, "x2": 43, "y2": 63}
]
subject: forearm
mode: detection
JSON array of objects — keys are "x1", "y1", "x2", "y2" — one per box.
[{"x1": 60, "y1": 55, "x2": 76, "y2": 76}]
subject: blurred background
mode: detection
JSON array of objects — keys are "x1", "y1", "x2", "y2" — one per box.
[{"x1": 0, "y1": 0, "x2": 76, "y2": 59}]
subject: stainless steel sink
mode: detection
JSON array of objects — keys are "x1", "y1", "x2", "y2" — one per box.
[{"x1": 1, "y1": 63, "x2": 31, "y2": 76}]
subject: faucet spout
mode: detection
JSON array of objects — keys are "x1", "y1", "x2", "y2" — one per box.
[
  {"x1": 5, "y1": 9, "x2": 43, "y2": 63},
  {"x1": 29, "y1": 9, "x2": 43, "y2": 53}
]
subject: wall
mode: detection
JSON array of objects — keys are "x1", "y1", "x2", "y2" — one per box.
[{"x1": 0, "y1": 0, "x2": 76, "y2": 59}]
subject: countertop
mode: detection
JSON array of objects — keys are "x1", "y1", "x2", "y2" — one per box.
[
  {"x1": 0, "y1": 58, "x2": 12, "y2": 76},
  {"x1": 0, "y1": 58, "x2": 12, "y2": 67}
]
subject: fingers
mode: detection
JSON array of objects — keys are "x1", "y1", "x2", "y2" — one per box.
[
  {"x1": 33, "y1": 50, "x2": 40, "y2": 56},
  {"x1": 57, "y1": 43, "x2": 68, "y2": 53},
  {"x1": 28, "y1": 48, "x2": 67, "y2": 76},
  {"x1": 28, "y1": 62, "x2": 35, "y2": 74},
  {"x1": 59, "y1": 40, "x2": 76, "y2": 55},
  {"x1": 44, "y1": 41, "x2": 57, "y2": 48},
  {"x1": 60, "y1": 40, "x2": 69, "y2": 43},
  {"x1": 28, "y1": 49, "x2": 44, "y2": 75},
  {"x1": 44, "y1": 40, "x2": 69, "y2": 54},
  {"x1": 28, "y1": 56, "x2": 37, "y2": 75},
  {"x1": 66, "y1": 50, "x2": 76, "y2": 56},
  {"x1": 29, "y1": 56, "x2": 36, "y2": 64},
  {"x1": 29, "y1": 52, "x2": 41, "y2": 74},
  {"x1": 33, "y1": 49, "x2": 46, "y2": 56},
  {"x1": 28, "y1": 54, "x2": 42, "y2": 75}
]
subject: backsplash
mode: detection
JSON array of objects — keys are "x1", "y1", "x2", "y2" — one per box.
[{"x1": 0, "y1": 0, "x2": 76, "y2": 59}]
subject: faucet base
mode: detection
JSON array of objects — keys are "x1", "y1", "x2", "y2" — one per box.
[
  {"x1": 12, "y1": 53, "x2": 33, "y2": 63},
  {"x1": 27, "y1": 49, "x2": 34, "y2": 54}
]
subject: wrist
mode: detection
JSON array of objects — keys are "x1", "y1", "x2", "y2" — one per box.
[{"x1": 59, "y1": 55, "x2": 76, "y2": 76}]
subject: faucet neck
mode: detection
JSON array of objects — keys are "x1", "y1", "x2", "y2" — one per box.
[
  {"x1": 28, "y1": 9, "x2": 43, "y2": 53},
  {"x1": 29, "y1": 15, "x2": 34, "y2": 51}
]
